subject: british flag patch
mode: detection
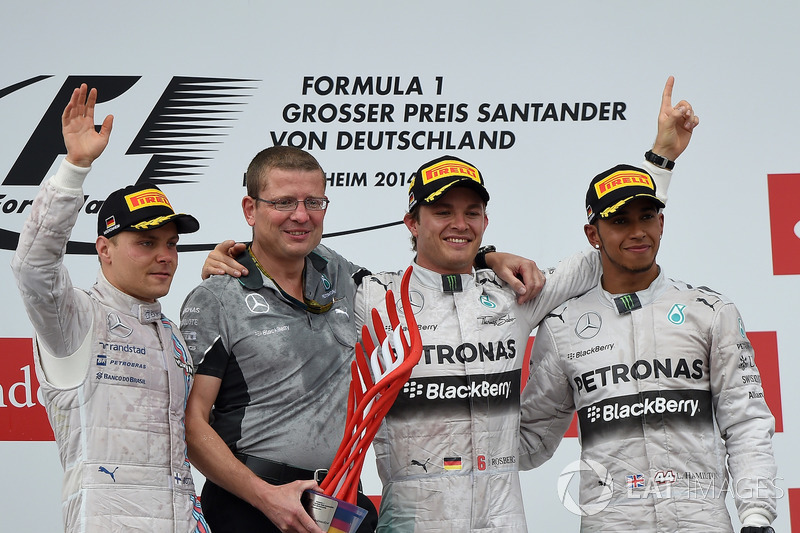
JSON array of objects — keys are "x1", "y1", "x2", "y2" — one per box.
[{"x1": 626, "y1": 474, "x2": 645, "y2": 489}]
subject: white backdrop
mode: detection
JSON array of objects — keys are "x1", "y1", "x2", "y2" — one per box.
[{"x1": 1, "y1": 2, "x2": 798, "y2": 531}]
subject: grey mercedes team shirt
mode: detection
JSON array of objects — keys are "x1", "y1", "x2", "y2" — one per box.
[{"x1": 180, "y1": 244, "x2": 366, "y2": 471}]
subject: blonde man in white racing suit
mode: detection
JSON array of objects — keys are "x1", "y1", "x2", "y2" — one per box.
[{"x1": 11, "y1": 84, "x2": 209, "y2": 532}]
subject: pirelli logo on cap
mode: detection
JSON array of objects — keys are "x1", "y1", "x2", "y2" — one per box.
[
  {"x1": 124, "y1": 189, "x2": 172, "y2": 211},
  {"x1": 594, "y1": 170, "x2": 654, "y2": 199},
  {"x1": 421, "y1": 160, "x2": 481, "y2": 185}
]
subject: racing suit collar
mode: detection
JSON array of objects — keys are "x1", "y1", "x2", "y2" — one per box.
[
  {"x1": 599, "y1": 268, "x2": 668, "y2": 316},
  {"x1": 94, "y1": 270, "x2": 163, "y2": 324},
  {"x1": 410, "y1": 261, "x2": 476, "y2": 293}
]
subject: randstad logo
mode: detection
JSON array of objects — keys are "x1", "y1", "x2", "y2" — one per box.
[{"x1": 0, "y1": 75, "x2": 257, "y2": 253}]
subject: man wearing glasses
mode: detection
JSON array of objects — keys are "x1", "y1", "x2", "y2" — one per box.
[{"x1": 180, "y1": 146, "x2": 372, "y2": 533}]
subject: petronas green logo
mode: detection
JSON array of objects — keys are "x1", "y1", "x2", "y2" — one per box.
[
  {"x1": 480, "y1": 295, "x2": 496, "y2": 308},
  {"x1": 321, "y1": 274, "x2": 331, "y2": 290},
  {"x1": 668, "y1": 304, "x2": 686, "y2": 325}
]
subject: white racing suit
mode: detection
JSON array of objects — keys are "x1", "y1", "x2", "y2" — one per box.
[
  {"x1": 11, "y1": 161, "x2": 207, "y2": 532},
  {"x1": 519, "y1": 270, "x2": 778, "y2": 532},
  {"x1": 355, "y1": 257, "x2": 602, "y2": 532}
]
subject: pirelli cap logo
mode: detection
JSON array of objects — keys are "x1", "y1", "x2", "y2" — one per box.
[
  {"x1": 409, "y1": 155, "x2": 489, "y2": 210},
  {"x1": 124, "y1": 188, "x2": 172, "y2": 212},
  {"x1": 594, "y1": 170, "x2": 654, "y2": 199},
  {"x1": 421, "y1": 160, "x2": 481, "y2": 186}
]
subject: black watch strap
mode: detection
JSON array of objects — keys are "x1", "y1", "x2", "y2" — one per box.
[
  {"x1": 741, "y1": 527, "x2": 776, "y2": 533},
  {"x1": 644, "y1": 150, "x2": 676, "y2": 170},
  {"x1": 475, "y1": 245, "x2": 496, "y2": 270}
]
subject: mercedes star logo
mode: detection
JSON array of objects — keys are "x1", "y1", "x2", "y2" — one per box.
[
  {"x1": 245, "y1": 293, "x2": 270, "y2": 314},
  {"x1": 575, "y1": 312, "x2": 602, "y2": 339}
]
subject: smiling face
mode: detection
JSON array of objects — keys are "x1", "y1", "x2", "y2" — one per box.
[
  {"x1": 243, "y1": 166, "x2": 327, "y2": 272},
  {"x1": 96, "y1": 222, "x2": 179, "y2": 302},
  {"x1": 585, "y1": 197, "x2": 664, "y2": 293},
  {"x1": 405, "y1": 186, "x2": 488, "y2": 275}
]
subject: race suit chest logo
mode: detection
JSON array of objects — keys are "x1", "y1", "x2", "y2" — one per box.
[
  {"x1": 573, "y1": 357, "x2": 704, "y2": 394},
  {"x1": 578, "y1": 389, "x2": 712, "y2": 447},
  {"x1": 95, "y1": 341, "x2": 150, "y2": 387},
  {"x1": 394, "y1": 369, "x2": 520, "y2": 417},
  {"x1": 421, "y1": 339, "x2": 516, "y2": 365},
  {"x1": 575, "y1": 312, "x2": 602, "y2": 339}
]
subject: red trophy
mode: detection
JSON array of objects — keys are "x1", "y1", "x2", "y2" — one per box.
[{"x1": 303, "y1": 267, "x2": 422, "y2": 532}]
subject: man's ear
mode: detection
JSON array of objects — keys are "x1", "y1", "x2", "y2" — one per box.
[
  {"x1": 96, "y1": 236, "x2": 112, "y2": 264},
  {"x1": 584, "y1": 223, "x2": 600, "y2": 249},
  {"x1": 403, "y1": 212, "x2": 418, "y2": 237},
  {"x1": 242, "y1": 196, "x2": 257, "y2": 227}
]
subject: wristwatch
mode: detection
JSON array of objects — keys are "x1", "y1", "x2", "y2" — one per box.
[
  {"x1": 741, "y1": 527, "x2": 776, "y2": 533},
  {"x1": 474, "y1": 245, "x2": 496, "y2": 270},
  {"x1": 644, "y1": 150, "x2": 676, "y2": 170}
]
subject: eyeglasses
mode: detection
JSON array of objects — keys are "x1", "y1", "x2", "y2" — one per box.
[{"x1": 253, "y1": 196, "x2": 330, "y2": 211}]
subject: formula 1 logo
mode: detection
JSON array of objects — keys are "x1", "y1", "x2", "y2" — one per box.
[
  {"x1": 767, "y1": 173, "x2": 800, "y2": 275},
  {"x1": 0, "y1": 75, "x2": 257, "y2": 253}
]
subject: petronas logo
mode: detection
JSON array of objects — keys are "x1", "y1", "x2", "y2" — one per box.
[
  {"x1": 668, "y1": 304, "x2": 686, "y2": 325},
  {"x1": 321, "y1": 274, "x2": 331, "y2": 290},
  {"x1": 480, "y1": 295, "x2": 496, "y2": 308}
]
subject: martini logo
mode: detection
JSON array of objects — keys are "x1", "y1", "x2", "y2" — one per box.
[
  {"x1": 0, "y1": 75, "x2": 257, "y2": 253},
  {"x1": 767, "y1": 173, "x2": 800, "y2": 275},
  {"x1": 594, "y1": 169, "x2": 653, "y2": 198}
]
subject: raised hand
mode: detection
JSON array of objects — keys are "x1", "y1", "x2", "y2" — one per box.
[
  {"x1": 62, "y1": 83, "x2": 113, "y2": 168},
  {"x1": 652, "y1": 75, "x2": 699, "y2": 161}
]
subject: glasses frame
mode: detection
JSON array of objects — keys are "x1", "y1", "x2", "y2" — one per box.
[{"x1": 252, "y1": 196, "x2": 330, "y2": 211}]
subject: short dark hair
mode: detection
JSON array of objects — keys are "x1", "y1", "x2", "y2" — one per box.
[{"x1": 245, "y1": 146, "x2": 325, "y2": 197}]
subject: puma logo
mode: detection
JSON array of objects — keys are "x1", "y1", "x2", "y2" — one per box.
[
  {"x1": 98, "y1": 466, "x2": 119, "y2": 482},
  {"x1": 411, "y1": 458, "x2": 430, "y2": 473}
]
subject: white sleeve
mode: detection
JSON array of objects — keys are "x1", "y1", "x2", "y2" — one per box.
[
  {"x1": 10, "y1": 160, "x2": 94, "y2": 359},
  {"x1": 641, "y1": 160, "x2": 671, "y2": 205},
  {"x1": 519, "y1": 319, "x2": 575, "y2": 470},
  {"x1": 519, "y1": 249, "x2": 602, "y2": 328}
]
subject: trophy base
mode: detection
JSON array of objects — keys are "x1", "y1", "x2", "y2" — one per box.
[{"x1": 302, "y1": 490, "x2": 368, "y2": 533}]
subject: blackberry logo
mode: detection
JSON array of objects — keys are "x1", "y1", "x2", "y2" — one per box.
[
  {"x1": 403, "y1": 380, "x2": 424, "y2": 398},
  {"x1": 587, "y1": 405, "x2": 601, "y2": 422}
]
